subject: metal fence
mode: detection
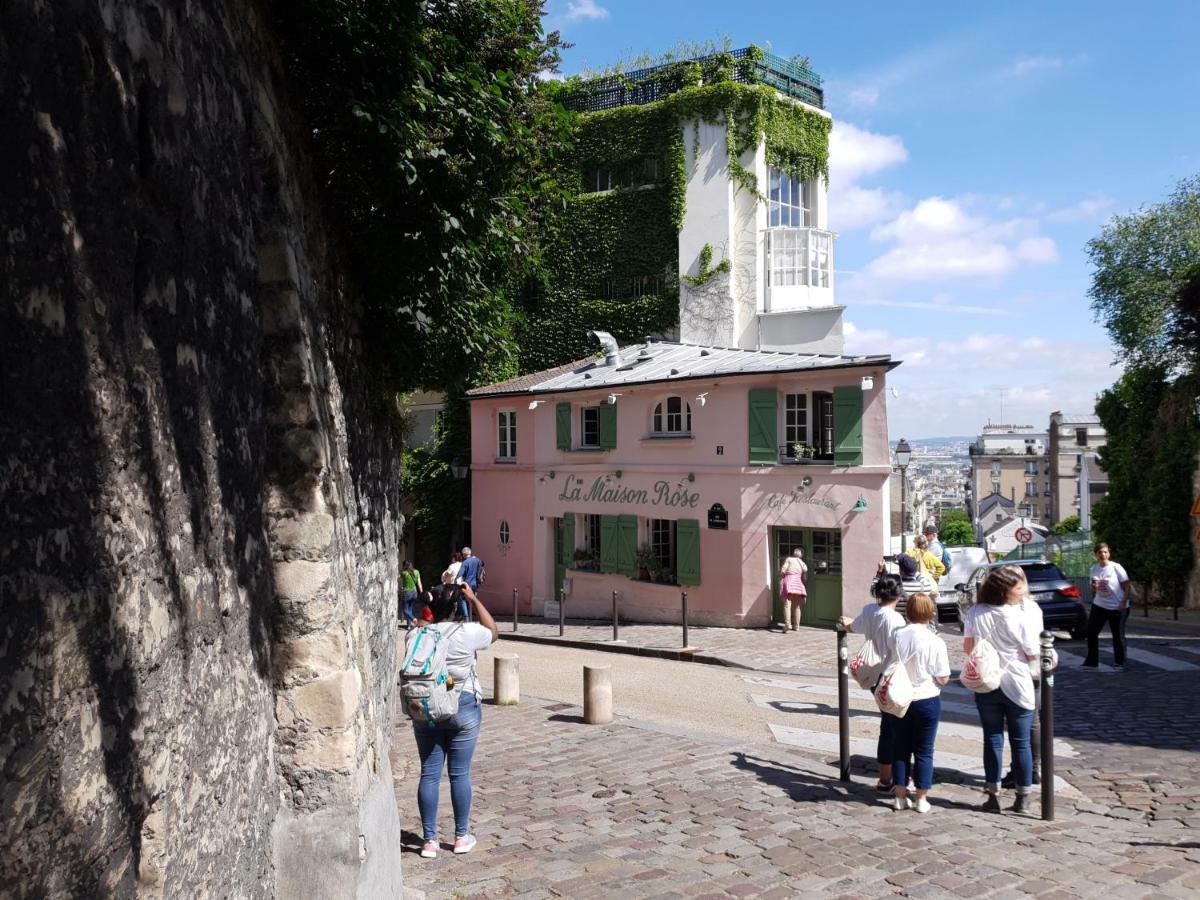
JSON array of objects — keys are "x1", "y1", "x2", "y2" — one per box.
[{"x1": 560, "y1": 47, "x2": 824, "y2": 113}]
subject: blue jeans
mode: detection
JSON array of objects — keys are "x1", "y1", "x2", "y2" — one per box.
[
  {"x1": 974, "y1": 688, "x2": 1033, "y2": 792},
  {"x1": 457, "y1": 589, "x2": 473, "y2": 622},
  {"x1": 413, "y1": 693, "x2": 482, "y2": 840},
  {"x1": 894, "y1": 696, "x2": 941, "y2": 791},
  {"x1": 877, "y1": 711, "x2": 898, "y2": 766},
  {"x1": 402, "y1": 589, "x2": 419, "y2": 624}
]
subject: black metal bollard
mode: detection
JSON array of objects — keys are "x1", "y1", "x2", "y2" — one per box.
[
  {"x1": 512, "y1": 587, "x2": 519, "y2": 632},
  {"x1": 1040, "y1": 630, "x2": 1055, "y2": 821},
  {"x1": 558, "y1": 587, "x2": 565, "y2": 636},
  {"x1": 836, "y1": 625, "x2": 850, "y2": 782},
  {"x1": 612, "y1": 590, "x2": 619, "y2": 642},
  {"x1": 681, "y1": 590, "x2": 689, "y2": 648}
]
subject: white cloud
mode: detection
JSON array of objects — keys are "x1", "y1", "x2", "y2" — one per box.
[
  {"x1": 829, "y1": 122, "x2": 908, "y2": 184},
  {"x1": 1006, "y1": 55, "x2": 1064, "y2": 77},
  {"x1": 1047, "y1": 194, "x2": 1113, "y2": 222},
  {"x1": 860, "y1": 196, "x2": 1059, "y2": 282},
  {"x1": 853, "y1": 325, "x2": 1123, "y2": 436},
  {"x1": 564, "y1": 0, "x2": 608, "y2": 23},
  {"x1": 827, "y1": 122, "x2": 908, "y2": 231}
]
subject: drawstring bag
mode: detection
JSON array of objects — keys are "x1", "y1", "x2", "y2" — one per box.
[
  {"x1": 850, "y1": 638, "x2": 885, "y2": 691},
  {"x1": 960, "y1": 637, "x2": 1002, "y2": 693},
  {"x1": 874, "y1": 653, "x2": 914, "y2": 718}
]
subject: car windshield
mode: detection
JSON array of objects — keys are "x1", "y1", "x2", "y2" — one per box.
[{"x1": 1021, "y1": 563, "x2": 1064, "y2": 582}]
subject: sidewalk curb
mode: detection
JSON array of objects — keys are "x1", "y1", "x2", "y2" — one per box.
[{"x1": 495, "y1": 631, "x2": 826, "y2": 677}]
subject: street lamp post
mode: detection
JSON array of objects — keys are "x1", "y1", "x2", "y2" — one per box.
[{"x1": 895, "y1": 438, "x2": 912, "y2": 553}]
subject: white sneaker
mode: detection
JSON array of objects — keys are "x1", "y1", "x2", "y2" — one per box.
[
  {"x1": 893, "y1": 795, "x2": 911, "y2": 811},
  {"x1": 913, "y1": 797, "x2": 932, "y2": 814},
  {"x1": 453, "y1": 834, "x2": 477, "y2": 854},
  {"x1": 420, "y1": 840, "x2": 438, "y2": 858}
]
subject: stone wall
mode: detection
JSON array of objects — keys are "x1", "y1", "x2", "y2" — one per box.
[{"x1": 0, "y1": 1, "x2": 403, "y2": 897}]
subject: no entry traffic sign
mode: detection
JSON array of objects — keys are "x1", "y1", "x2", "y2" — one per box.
[{"x1": 1014, "y1": 526, "x2": 1033, "y2": 544}]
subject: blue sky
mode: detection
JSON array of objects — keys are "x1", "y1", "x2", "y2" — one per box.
[{"x1": 544, "y1": 0, "x2": 1200, "y2": 437}]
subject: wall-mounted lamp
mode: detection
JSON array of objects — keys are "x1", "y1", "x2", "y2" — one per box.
[
  {"x1": 695, "y1": 392, "x2": 708, "y2": 407},
  {"x1": 860, "y1": 376, "x2": 874, "y2": 392},
  {"x1": 614, "y1": 469, "x2": 623, "y2": 479},
  {"x1": 449, "y1": 456, "x2": 469, "y2": 480},
  {"x1": 528, "y1": 399, "x2": 546, "y2": 410},
  {"x1": 537, "y1": 470, "x2": 557, "y2": 484},
  {"x1": 852, "y1": 494, "x2": 869, "y2": 513},
  {"x1": 606, "y1": 392, "x2": 623, "y2": 405},
  {"x1": 687, "y1": 472, "x2": 695, "y2": 483}
]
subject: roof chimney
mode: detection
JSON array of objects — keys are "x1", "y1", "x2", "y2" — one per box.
[{"x1": 588, "y1": 330, "x2": 621, "y2": 366}]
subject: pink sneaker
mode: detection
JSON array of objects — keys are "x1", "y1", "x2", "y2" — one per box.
[
  {"x1": 453, "y1": 834, "x2": 477, "y2": 855},
  {"x1": 420, "y1": 840, "x2": 438, "y2": 858}
]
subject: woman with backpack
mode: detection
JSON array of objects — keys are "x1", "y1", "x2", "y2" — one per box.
[
  {"x1": 407, "y1": 582, "x2": 498, "y2": 858},
  {"x1": 838, "y1": 572, "x2": 906, "y2": 794},
  {"x1": 962, "y1": 565, "x2": 1040, "y2": 814},
  {"x1": 890, "y1": 593, "x2": 950, "y2": 813}
]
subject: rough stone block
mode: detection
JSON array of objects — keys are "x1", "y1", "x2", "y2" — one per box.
[
  {"x1": 279, "y1": 630, "x2": 347, "y2": 681},
  {"x1": 258, "y1": 243, "x2": 298, "y2": 286},
  {"x1": 275, "y1": 560, "x2": 332, "y2": 603},
  {"x1": 274, "y1": 513, "x2": 335, "y2": 552},
  {"x1": 293, "y1": 727, "x2": 358, "y2": 772},
  {"x1": 291, "y1": 670, "x2": 361, "y2": 729}
]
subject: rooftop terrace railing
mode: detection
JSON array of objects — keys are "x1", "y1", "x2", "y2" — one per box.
[{"x1": 559, "y1": 47, "x2": 823, "y2": 114}]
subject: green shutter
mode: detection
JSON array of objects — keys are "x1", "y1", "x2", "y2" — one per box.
[
  {"x1": 748, "y1": 389, "x2": 777, "y2": 465},
  {"x1": 598, "y1": 403, "x2": 617, "y2": 449},
  {"x1": 833, "y1": 385, "x2": 864, "y2": 466},
  {"x1": 555, "y1": 402, "x2": 571, "y2": 450},
  {"x1": 561, "y1": 514, "x2": 575, "y2": 567},
  {"x1": 617, "y1": 515, "x2": 638, "y2": 577},
  {"x1": 676, "y1": 519, "x2": 701, "y2": 585},
  {"x1": 599, "y1": 515, "x2": 620, "y2": 573}
]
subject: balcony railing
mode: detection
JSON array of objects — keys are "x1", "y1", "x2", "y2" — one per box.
[{"x1": 765, "y1": 227, "x2": 834, "y2": 292}]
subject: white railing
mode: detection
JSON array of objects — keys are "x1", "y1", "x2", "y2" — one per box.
[{"x1": 765, "y1": 227, "x2": 834, "y2": 292}]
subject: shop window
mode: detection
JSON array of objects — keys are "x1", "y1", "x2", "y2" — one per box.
[
  {"x1": 574, "y1": 514, "x2": 602, "y2": 570},
  {"x1": 580, "y1": 407, "x2": 600, "y2": 448},
  {"x1": 497, "y1": 410, "x2": 516, "y2": 459},
  {"x1": 652, "y1": 396, "x2": 691, "y2": 435},
  {"x1": 646, "y1": 519, "x2": 677, "y2": 583},
  {"x1": 810, "y1": 529, "x2": 842, "y2": 575},
  {"x1": 783, "y1": 393, "x2": 808, "y2": 457}
]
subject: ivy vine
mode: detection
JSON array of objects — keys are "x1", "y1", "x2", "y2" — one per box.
[
  {"x1": 521, "y1": 54, "x2": 830, "y2": 375},
  {"x1": 682, "y1": 243, "x2": 731, "y2": 287}
]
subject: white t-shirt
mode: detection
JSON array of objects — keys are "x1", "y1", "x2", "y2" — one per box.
[
  {"x1": 851, "y1": 603, "x2": 905, "y2": 662},
  {"x1": 963, "y1": 603, "x2": 1039, "y2": 710},
  {"x1": 1090, "y1": 561, "x2": 1130, "y2": 610},
  {"x1": 431, "y1": 621, "x2": 493, "y2": 699},
  {"x1": 893, "y1": 625, "x2": 950, "y2": 701}
]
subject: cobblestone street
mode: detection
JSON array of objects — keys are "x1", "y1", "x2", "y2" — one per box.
[{"x1": 393, "y1": 618, "x2": 1200, "y2": 899}]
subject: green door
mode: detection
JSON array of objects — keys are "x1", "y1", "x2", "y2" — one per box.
[{"x1": 772, "y1": 527, "x2": 843, "y2": 629}]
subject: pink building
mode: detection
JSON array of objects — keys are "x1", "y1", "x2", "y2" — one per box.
[{"x1": 467, "y1": 336, "x2": 899, "y2": 628}]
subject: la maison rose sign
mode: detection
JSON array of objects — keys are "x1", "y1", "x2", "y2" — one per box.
[{"x1": 556, "y1": 473, "x2": 700, "y2": 509}]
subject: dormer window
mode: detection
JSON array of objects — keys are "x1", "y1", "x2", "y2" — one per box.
[{"x1": 653, "y1": 397, "x2": 691, "y2": 435}]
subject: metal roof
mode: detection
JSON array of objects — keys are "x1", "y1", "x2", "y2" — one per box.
[{"x1": 467, "y1": 340, "x2": 897, "y2": 399}]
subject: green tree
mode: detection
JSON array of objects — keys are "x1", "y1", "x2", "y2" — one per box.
[
  {"x1": 939, "y1": 519, "x2": 975, "y2": 547},
  {"x1": 1051, "y1": 514, "x2": 1081, "y2": 535},
  {"x1": 1088, "y1": 177, "x2": 1200, "y2": 606},
  {"x1": 274, "y1": 0, "x2": 572, "y2": 391}
]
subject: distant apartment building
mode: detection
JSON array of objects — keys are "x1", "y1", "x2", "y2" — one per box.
[
  {"x1": 1046, "y1": 411, "x2": 1108, "y2": 525},
  {"x1": 967, "y1": 424, "x2": 1049, "y2": 532}
]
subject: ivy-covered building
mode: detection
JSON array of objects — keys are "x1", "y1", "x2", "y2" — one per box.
[{"x1": 520, "y1": 46, "x2": 842, "y2": 373}]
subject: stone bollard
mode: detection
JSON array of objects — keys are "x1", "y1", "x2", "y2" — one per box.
[
  {"x1": 494, "y1": 654, "x2": 519, "y2": 706},
  {"x1": 583, "y1": 664, "x2": 612, "y2": 725}
]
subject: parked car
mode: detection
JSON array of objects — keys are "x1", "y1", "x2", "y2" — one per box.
[
  {"x1": 955, "y1": 559, "x2": 1087, "y2": 640},
  {"x1": 940, "y1": 547, "x2": 989, "y2": 595}
]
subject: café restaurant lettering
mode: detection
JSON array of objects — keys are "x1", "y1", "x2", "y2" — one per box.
[{"x1": 556, "y1": 473, "x2": 700, "y2": 509}]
